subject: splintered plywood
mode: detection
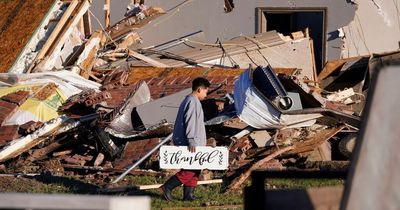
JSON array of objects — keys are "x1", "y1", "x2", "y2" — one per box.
[
  {"x1": 0, "y1": 0, "x2": 55, "y2": 72},
  {"x1": 341, "y1": 66, "x2": 400, "y2": 210}
]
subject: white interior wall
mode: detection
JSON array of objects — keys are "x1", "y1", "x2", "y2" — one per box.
[{"x1": 342, "y1": 0, "x2": 400, "y2": 57}]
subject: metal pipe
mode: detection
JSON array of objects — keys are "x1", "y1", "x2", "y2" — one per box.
[{"x1": 111, "y1": 133, "x2": 173, "y2": 184}]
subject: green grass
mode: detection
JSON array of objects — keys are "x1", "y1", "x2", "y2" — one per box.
[
  {"x1": 0, "y1": 175, "x2": 344, "y2": 209},
  {"x1": 266, "y1": 178, "x2": 344, "y2": 189},
  {"x1": 0, "y1": 176, "x2": 73, "y2": 194},
  {"x1": 122, "y1": 175, "x2": 243, "y2": 209}
]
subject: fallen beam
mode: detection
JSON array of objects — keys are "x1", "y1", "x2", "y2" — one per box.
[
  {"x1": 33, "y1": 0, "x2": 91, "y2": 72},
  {"x1": 128, "y1": 50, "x2": 169, "y2": 67},
  {"x1": 71, "y1": 30, "x2": 106, "y2": 78},
  {"x1": 138, "y1": 179, "x2": 223, "y2": 190},
  {"x1": 0, "y1": 116, "x2": 77, "y2": 163},
  {"x1": 27, "y1": 0, "x2": 80, "y2": 73},
  {"x1": 225, "y1": 146, "x2": 295, "y2": 192}
]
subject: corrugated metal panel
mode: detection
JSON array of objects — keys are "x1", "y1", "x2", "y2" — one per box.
[
  {"x1": 134, "y1": 88, "x2": 192, "y2": 129},
  {"x1": 234, "y1": 69, "x2": 320, "y2": 129},
  {"x1": 233, "y1": 69, "x2": 282, "y2": 129},
  {"x1": 127, "y1": 31, "x2": 285, "y2": 67},
  {"x1": 106, "y1": 82, "x2": 151, "y2": 137},
  {"x1": 166, "y1": 31, "x2": 285, "y2": 64}
]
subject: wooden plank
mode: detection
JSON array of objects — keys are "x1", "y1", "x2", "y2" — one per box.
[
  {"x1": 79, "y1": 17, "x2": 85, "y2": 35},
  {"x1": 109, "y1": 13, "x2": 164, "y2": 40},
  {"x1": 23, "y1": 136, "x2": 69, "y2": 165},
  {"x1": 71, "y1": 30, "x2": 106, "y2": 78},
  {"x1": 83, "y1": 11, "x2": 92, "y2": 38},
  {"x1": 117, "y1": 32, "x2": 141, "y2": 49},
  {"x1": 273, "y1": 68, "x2": 297, "y2": 76},
  {"x1": 317, "y1": 59, "x2": 347, "y2": 82},
  {"x1": 138, "y1": 179, "x2": 223, "y2": 190},
  {"x1": 226, "y1": 146, "x2": 295, "y2": 192},
  {"x1": 33, "y1": 0, "x2": 91, "y2": 72},
  {"x1": 291, "y1": 31, "x2": 305, "y2": 40},
  {"x1": 287, "y1": 126, "x2": 345, "y2": 155},
  {"x1": 0, "y1": 117, "x2": 67, "y2": 163},
  {"x1": 105, "y1": 0, "x2": 110, "y2": 28},
  {"x1": 27, "y1": 0, "x2": 79, "y2": 73},
  {"x1": 128, "y1": 50, "x2": 170, "y2": 67},
  {"x1": 309, "y1": 39, "x2": 317, "y2": 81}
]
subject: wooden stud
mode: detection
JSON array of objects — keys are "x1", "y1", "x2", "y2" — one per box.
[
  {"x1": 105, "y1": 0, "x2": 110, "y2": 28},
  {"x1": 226, "y1": 146, "x2": 295, "y2": 192},
  {"x1": 79, "y1": 17, "x2": 85, "y2": 35},
  {"x1": 128, "y1": 50, "x2": 170, "y2": 67},
  {"x1": 83, "y1": 11, "x2": 92, "y2": 38},
  {"x1": 27, "y1": 0, "x2": 79, "y2": 73},
  {"x1": 33, "y1": 0, "x2": 91, "y2": 72},
  {"x1": 138, "y1": 179, "x2": 223, "y2": 190}
]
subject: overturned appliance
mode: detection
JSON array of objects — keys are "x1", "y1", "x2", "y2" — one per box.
[{"x1": 234, "y1": 66, "x2": 322, "y2": 129}]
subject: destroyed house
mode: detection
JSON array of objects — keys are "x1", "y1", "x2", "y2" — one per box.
[{"x1": 0, "y1": 0, "x2": 399, "y2": 209}]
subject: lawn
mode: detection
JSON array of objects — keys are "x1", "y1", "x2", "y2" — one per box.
[{"x1": 0, "y1": 173, "x2": 344, "y2": 209}]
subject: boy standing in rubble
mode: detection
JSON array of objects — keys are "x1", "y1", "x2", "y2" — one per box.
[{"x1": 161, "y1": 77, "x2": 210, "y2": 201}]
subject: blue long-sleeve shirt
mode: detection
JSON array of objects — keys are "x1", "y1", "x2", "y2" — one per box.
[{"x1": 172, "y1": 95, "x2": 207, "y2": 147}]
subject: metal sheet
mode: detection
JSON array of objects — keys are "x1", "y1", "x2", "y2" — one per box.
[
  {"x1": 234, "y1": 69, "x2": 319, "y2": 129},
  {"x1": 134, "y1": 88, "x2": 192, "y2": 129},
  {"x1": 233, "y1": 69, "x2": 282, "y2": 129},
  {"x1": 106, "y1": 81, "x2": 151, "y2": 137}
]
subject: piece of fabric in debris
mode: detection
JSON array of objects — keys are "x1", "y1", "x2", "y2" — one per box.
[
  {"x1": 172, "y1": 95, "x2": 206, "y2": 147},
  {"x1": 0, "y1": 83, "x2": 66, "y2": 125}
]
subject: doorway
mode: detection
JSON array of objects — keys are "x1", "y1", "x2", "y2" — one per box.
[{"x1": 257, "y1": 8, "x2": 326, "y2": 72}]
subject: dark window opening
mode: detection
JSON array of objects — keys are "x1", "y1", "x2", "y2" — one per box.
[
  {"x1": 224, "y1": 0, "x2": 234, "y2": 13},
  {"x1": 258, "y1": 10, "x2": 325, "y2": 72}
]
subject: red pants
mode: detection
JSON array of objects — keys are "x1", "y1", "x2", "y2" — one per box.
[{"x1": 176, "y1": 169, "x2": 201, "y2": 187}]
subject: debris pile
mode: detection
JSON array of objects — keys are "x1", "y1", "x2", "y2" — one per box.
[{"x1": 1, "y1": 0, "x2": 399, "y2": 190}]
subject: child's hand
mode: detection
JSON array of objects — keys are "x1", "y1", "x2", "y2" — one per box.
[{"x1": 188, "y1": 145, "x2": 196, "y2": 153}]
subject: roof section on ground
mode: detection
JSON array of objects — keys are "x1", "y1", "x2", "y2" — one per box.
[{"x1": 0, "y1": 0, "x2": 55, "y2": 73}]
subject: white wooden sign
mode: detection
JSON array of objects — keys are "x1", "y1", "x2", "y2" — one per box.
[{"x1": 159, "y1": 146, "x2": 229, "y2": 170}]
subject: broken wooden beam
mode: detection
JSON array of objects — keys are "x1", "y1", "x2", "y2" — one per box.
[
  {"x1": 53, "y1": 150, "x2": 73, "y2": 157},
  {"x1": 128, "y1": 50, "x2": 169, "y2": 67},
  {"x1": 71, "y1": 30, "x2": 107, "y2": 78},
  {"x1": 32, "y1": 0, "x2": 91, "y2": 72},
  {"x1": 23, "y1": 135, "x2": 70, "y2": 165},
  {"x1": 83, "y1": 11, "x2": 92, "y2": 38},
  {"x1": 0, "y1": 116, "x2": 77, "y2": 163},
  {"x1": 138, "y1": 179, "x2": 223, "y2": 190},
  {"x1": 287, "y1": 126, "x2": 345, "y2": 155},
  {"x1": 94, "y1": 153, "x2": 105, "y2": 167},
  {"x1": 117, "y1": 32, "x2": 141, "y2": 49},
  {"x1": 104, "y1": 0, "x2": 110, "y2": 28},
  {"x1": 27, "y1": 0, "x2": 80, "y2": 73},
  {"x1": 225, "y1": 146, "x2": 294, "y2": 192}
]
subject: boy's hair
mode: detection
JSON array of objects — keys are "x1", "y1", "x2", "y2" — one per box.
[{"x1": 192, "y1": 77, "x2": 210, "y2": 91}]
